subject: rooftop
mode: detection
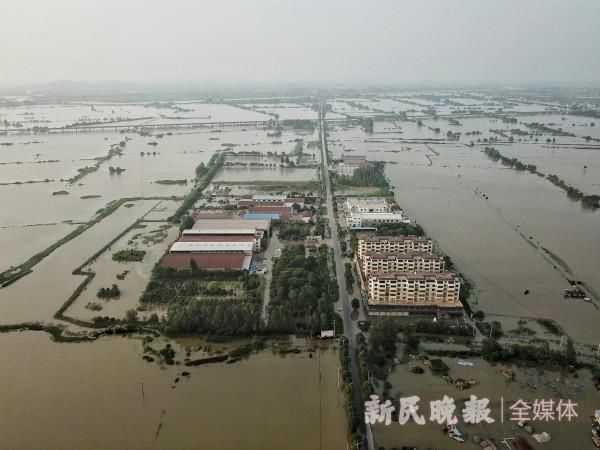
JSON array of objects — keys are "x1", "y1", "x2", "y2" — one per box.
[
  {"x1": 243, "y1": 212, "x2": 281, "y2": 221},
  {"x1": 170, "y1": 241, "x2": 254, "y2": 253},
  {"x1": 358, "y1": 235, "x2": 431, "y2": 243},
  {"x1": 349, "y1": 211, "x2": 406, "y2": 219},
  {"x1": 362, "y1": 251, "x2": 443, "y2": 260},
  {"x1": 369, "y1": 272, "x2": 459, "y2": 282},
  {"x1": 247, "y1": 206, "x2": 292, "y2": 220},
  {"x1": 238, "y1": 199, "x2": 285, "y2": 207},
  {"x1": 253, "y1": 194, "x2": 284, "y2": 201},
  {"x1": 179, "y1": 234, "x2": 255, "y2": 243},
  {"x1": 162, "y1": 252, "x2": 252, "y2": 270},
  {"x1": 189, "y1": 218, "x2": 271, "y2": 233}
]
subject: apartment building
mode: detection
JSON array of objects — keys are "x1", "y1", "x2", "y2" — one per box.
[
  {"x1": 366, "y1": 272, "x2": 462, "y2": 316},
  {"x1": 356, "y1": 235, "x2": 433, "y2": 258},
  {"x1": 360, "y1": 252, "x2": 445, "y2": 276}
]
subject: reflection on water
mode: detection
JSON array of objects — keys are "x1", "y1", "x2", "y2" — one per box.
[
  {"x1": 0, "y1": 332, "x2": 346, "y2": 450},
  {"x1": 330, "y1": 120, "x2": 600, "y2": 343}
]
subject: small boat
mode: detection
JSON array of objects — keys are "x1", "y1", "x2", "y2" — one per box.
[{"x1": 442, "y1": 424, "x2": 465, "y2": 443}]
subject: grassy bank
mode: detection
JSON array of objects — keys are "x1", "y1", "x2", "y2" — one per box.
[{"x1": 0, "y1": 196, "x2": 174, "y2": 287}]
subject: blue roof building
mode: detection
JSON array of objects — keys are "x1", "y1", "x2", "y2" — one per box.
[{"x1": 243, "y1": 212, "x2": 281, "y2": 221}]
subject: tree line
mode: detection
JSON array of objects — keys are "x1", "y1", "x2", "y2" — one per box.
[{"x1": 267, "y1": 244, "x2": 337, "y2": 333}]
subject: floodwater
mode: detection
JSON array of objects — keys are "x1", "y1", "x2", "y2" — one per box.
[
  {"x1": 0, "y1": 199, "x2": 159, "y2": 324},
  {"x1": 0, "y1": 332, "x2": 347, "y2": 450},
  {"x1": 375, "y1": 356, "x2": 599, "y2": 450},
  {"x1": 330, "y1": 117, "x2": 600, "y2": 344},
  {"x1": 65, "y1": 219, "x2": 178, "y2": 323},
  {"x1": 215, "y1": 166, "x2": 317, "y2": 182},
  {"x1": 0, "y1": 126, "x2": 320, "y2": 269}
]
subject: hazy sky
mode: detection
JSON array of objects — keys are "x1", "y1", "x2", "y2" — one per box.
[{"x1": 2, "y1": 0, "x2": 600, "y2": 85}]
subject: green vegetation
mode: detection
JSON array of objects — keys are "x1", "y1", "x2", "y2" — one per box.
[
  {"x1": 355, "y1": 332, "x2": 372, "y2": 398},
  {"x1": 267, "y1": 244, "x2": 337, "y2": 333},
  {"x1": 536, "y1": 318, "x2": 562, "y2": 335},
  {"x1": 277, "y1": 222, "x2": 312, "y2": 241},
  {"x1": 281, "y1": 119, "x2": 315, "y2": 130},
  {"x1": 141, "y1": 266, "x2": 245, "y2": 304},
  {"x1": 344, "y1": 262, "x2": 355, "y2": 292},
  {"x1": 97, "y1": 284, "x2": 120, "y2": 299},
  {"x1": 480, "y1": 337, "x2": 577, "y2": 367},
  {"x1": 52, "y1": 190, "x2": 69, "y2": 195},
  {"x1": 80, "y1": 195, "x2": 102, "y2": 199},
  {"x1": 484, "y1": 147, "x2": 537, "y2": 173},
  {"x1": 169, "y1": 152, "x2": 225, "y2": 222},
  {"x1": 125, "y1": 309, "x2": 138, "y2": 323},
  {"x1": 476, "y1": 320, "x2": 503, "y2": 339},
  {"x1": 290, "y1": 140, "x2": 304, "y2": 158},
  {"x1": 164, "y1": 273, "x2": 263, "y2": 336},
  {"x1": 112, "y1": 249, "x2": 146, "y2": 262},
  {"x1": 108, "y1": 166, "x2": 125, "y2": 174},
  {"x1": 340, "y1": 336, "x2": 361, "y2": 448},
  {"x1": 155, "y1": 179, "x2": 187, "y2": 185},
  {"x1": 523, "y1": 122, "x2": 575, "y2": 137},
  {"x1": 375, "y1": 222, "x2": 425, "y2": 236},
  {"x1": 429, "y1": 358, "x2": 450, "y2": 376},
  {"x1": 360, "y1": 117, "x2": 374, "y2": 133},
  {"x1": 0, "y1": 197, "x2": 169, "y2": 287},
  {"x1": 483, "y1": 147, "x2": 599, "y2": 209},
  {"x1": 367, "y1": 318, "x2": 400, "y2": 380},
  {"x1": 140, "y1": 264, "x2": 263, "y2": 336},
  {"x1": 334, "y1": 161, "x2": 388, "y2": 188},
  {"x1": 67, "y1": 144, "x2": 123, "y2": 184},
  {"x1": 179, "y1": 214, "x2": 195, "y2": 232},
  {"x1": 546, "y1": 174, "x2": 600, "y2": 208},
  {"x1": 0, "y1": 323, "x2": 96, "y2": 342}
]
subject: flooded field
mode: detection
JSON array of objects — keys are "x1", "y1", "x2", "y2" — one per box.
[
  {"x1": 374, "y1": 357, "x2": 599, "y2": 450},
  {"x1": 0, "y1": 199, "x2": 159, "y2": 324},
  {"x1": 329, "y1": 115, "x2": 600, "y2": 344},
  {"x1": 215, "y1": 166, "x2": 317, "y2": 182},
  {"x1": 0, "y1": 102, "x2": 269, "y2": 129},
  {"x1": 0, "y1": 332, "x2": 347, "y2": 450},
  {"x1": 1, "y1": 93, "x2": 599, "y2": 450},
  {"x1": 65, "y1": 220, "x2": 178, "y2": 323}
]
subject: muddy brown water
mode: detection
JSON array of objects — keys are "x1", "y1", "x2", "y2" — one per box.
[{"x1": 0, "y1": 332, "x2": 347, "y2": 450}]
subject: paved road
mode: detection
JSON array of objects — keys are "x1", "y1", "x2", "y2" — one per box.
[
  {"x1": 260, "y1": 231, "x2": 281, "y2": 321},
  {"x1": 319, "y1": 103, "x2": 368, "y2": 448}
]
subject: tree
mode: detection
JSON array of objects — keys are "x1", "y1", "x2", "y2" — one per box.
[
  {"x1": 481, "y1": 338, "x2": 504, "y2": 361},
  {"x1": 563, "y1": 338, "x2": 577, "y2": 366},
  {"x1": 351, "y1": 298, "x2": 360, "y2": 310},
  {"x1": 472, "y1": 310, "x2": 485, "y2": 321},
  {"x1": 189, "y1": 258, "x2": 199, "y2": 274},
  {"x1": 179, "y1": 214, "x2": 195, "y2": 232},
  {"x1": 110, "y1": 284, "x2": 120, "y2": 297},
  {"x1": 125, "y1": 309, "x2": 138, "y2": 323}
]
